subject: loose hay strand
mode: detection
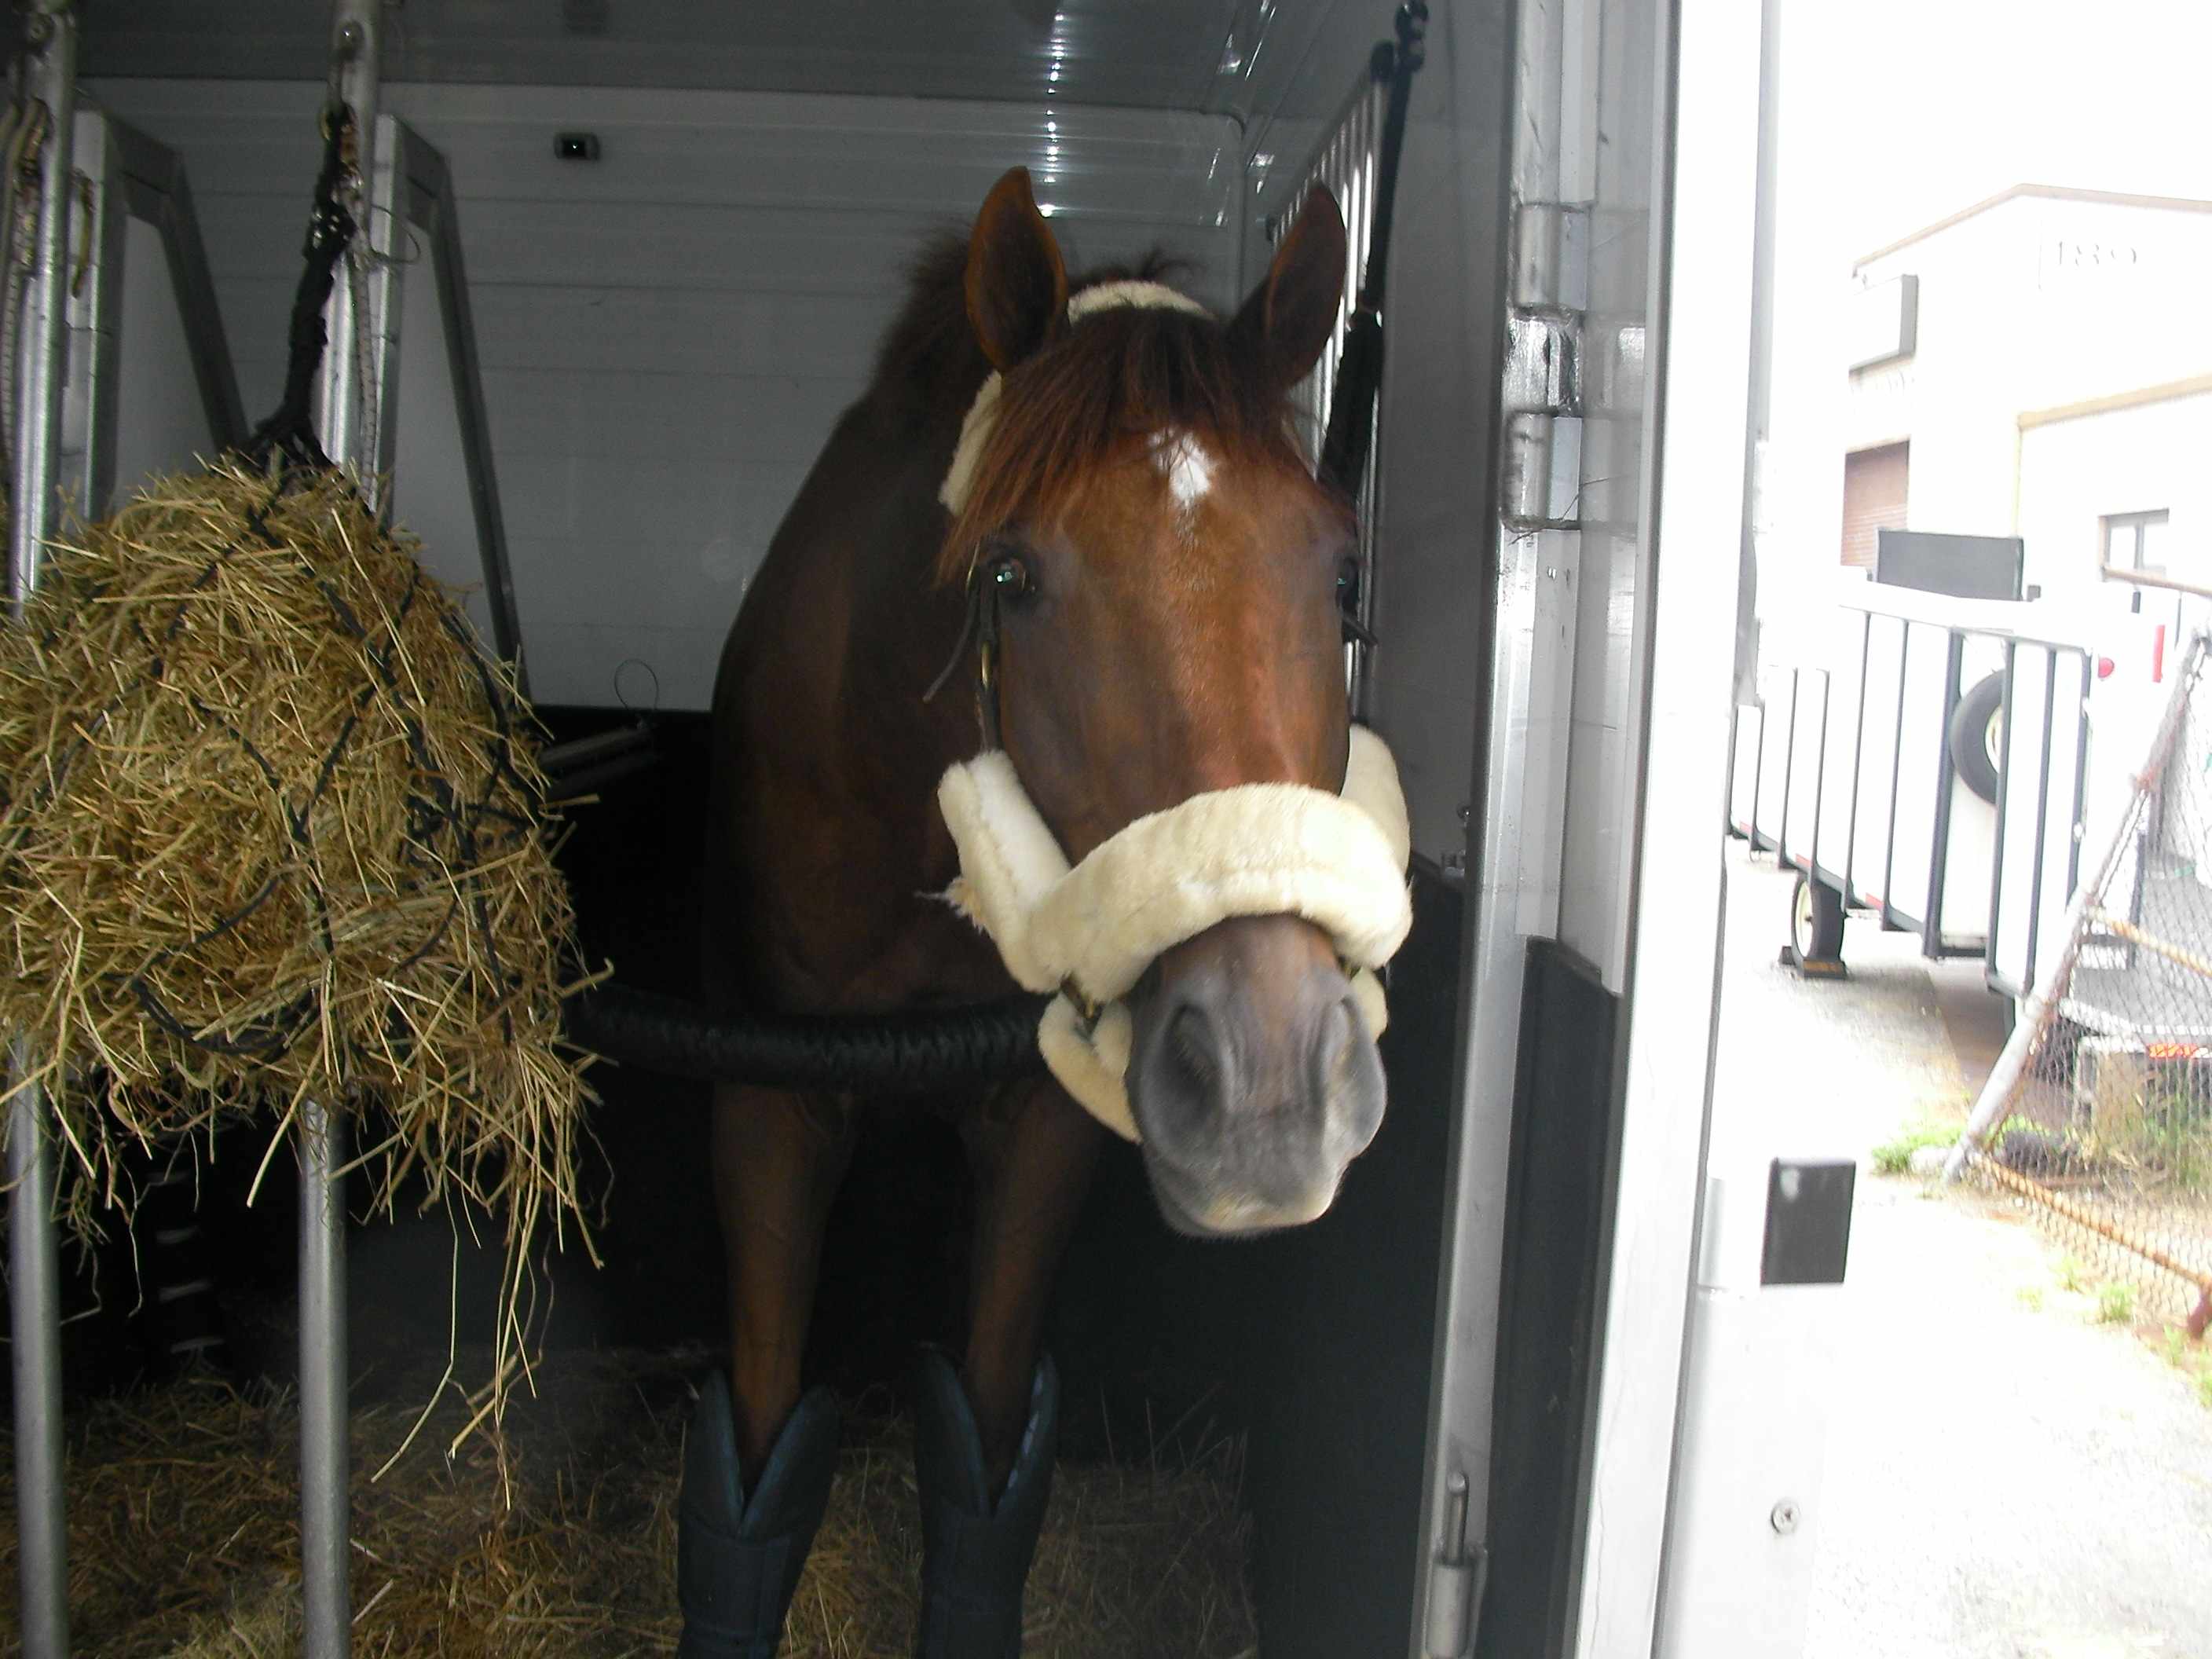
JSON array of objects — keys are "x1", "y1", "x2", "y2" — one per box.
[{"x1": 0, "y1": 460, "x2": 595, "y2": 1422}]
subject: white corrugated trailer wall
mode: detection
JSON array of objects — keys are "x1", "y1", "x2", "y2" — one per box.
[
  {"x1": 108, "y1": 214, "x2": 217, "y2": 489},
  {"x1": 87, "y1": 79, "x2": 1243, "y2": 710}
]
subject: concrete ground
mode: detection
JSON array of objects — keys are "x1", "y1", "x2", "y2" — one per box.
[{"x1": 1712, "y1": 844, "x2": 2212, "y2": 1659}]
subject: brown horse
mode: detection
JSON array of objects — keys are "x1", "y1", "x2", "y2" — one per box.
[{"x1": 679, "y1": 168, "x2": 1378, "y2": 1658}]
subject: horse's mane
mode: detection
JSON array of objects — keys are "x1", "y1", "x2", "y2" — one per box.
[
  {"x1": 873, "y1": 236, "x2": 994, "y2": 423},
  {"x1": 874, "y1": 235, "x2": 1320, "y2": 584}
]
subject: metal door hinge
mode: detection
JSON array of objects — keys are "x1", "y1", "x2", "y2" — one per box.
[
  {"x1": 1504, "y1": 310, "x2": 1580, "y2": 419},
  {"x1": 1423, "y1": 1471, "x2": 1490, "y2": 1657},
  {"x1": 1502, "y1": 200, "x2": 1587, "y2": 531}
]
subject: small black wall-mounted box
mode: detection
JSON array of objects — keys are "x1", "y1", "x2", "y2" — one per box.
[
  {"x1": 555, "y1": 132, "x2": 602, "y2": 163},
  {"x1": 1760, "y1": 1158, "x2": 1855, "y2": 1286}
]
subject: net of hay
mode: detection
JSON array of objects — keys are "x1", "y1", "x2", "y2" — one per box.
[
  {"x1": 0, "y1": 1350, "x2": 1260, "y2": 1657},
  {"x1": 0, "y1": 460, "x2": 592, "y2": 1379}
]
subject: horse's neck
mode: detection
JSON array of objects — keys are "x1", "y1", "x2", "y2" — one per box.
[{"x1": 829, "y1": 387, "x2": 987, "y2": 781}]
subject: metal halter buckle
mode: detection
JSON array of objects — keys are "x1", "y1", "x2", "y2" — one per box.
[{"x1": 1059, "y1": 980, "x2": 1103, "y2": 1033}]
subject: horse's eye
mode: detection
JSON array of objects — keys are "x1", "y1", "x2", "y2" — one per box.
[{"x1": 987, "y1": 551, "x2": 1034, "y2": 601}]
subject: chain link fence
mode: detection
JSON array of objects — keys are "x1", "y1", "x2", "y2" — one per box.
[{"x1": 1955, "y1": 629, "x2": 2212, "y2": 1339}]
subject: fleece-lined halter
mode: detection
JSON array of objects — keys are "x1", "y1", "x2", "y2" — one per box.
[{"x1": 932, "y1": 280, "x2": 1414, "y2": 1138}]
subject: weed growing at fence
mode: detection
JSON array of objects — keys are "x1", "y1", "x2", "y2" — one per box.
[
  {"x1": 2098, "y1": 1282, "x2": 2137, "y2": 1324},
  {"x1": 1873, "y1": 1120, "x2": 1958, "y2": 1175},
  {"x1": 2107, "y1": 1066, "x2": 2212, "y2": 1196},
  {"x1": 2057, "y1": 1254, "x2": 2088, "y2": 1292},
  {"x1": 2017, "y1": 1285, "x2": 2045, "y2": 1313}
]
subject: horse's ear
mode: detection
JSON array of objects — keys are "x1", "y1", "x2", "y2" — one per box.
[
  {"x1": 1231, "y1": 186, "x2": 1347, "y2": 390},
  {"x1": 965, "y1": 167, "x2": 1069, "y2": 372}
]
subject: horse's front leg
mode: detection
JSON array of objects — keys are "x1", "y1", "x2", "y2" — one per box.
[
  {"x1": 913, "y1": 1079, "x2": 1104, "y2": 1658},
  {"x1": 676, "y1": 1083, "x2": 856, "y2": 1659}
]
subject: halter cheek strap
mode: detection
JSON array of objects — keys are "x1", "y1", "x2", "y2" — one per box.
[
  {"x1": 927, "y1": 283, "x2": 1217, "y2": 752},
  {"x1": 936, "y1": 727, "x2": 1414, "y2": 1140}
]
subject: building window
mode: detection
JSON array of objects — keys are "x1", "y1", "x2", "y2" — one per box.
[{"x1": 2103, "y1": 510, "x2": 2170, "y2": 577}]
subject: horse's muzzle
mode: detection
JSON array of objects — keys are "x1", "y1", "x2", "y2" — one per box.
[{"x1": 1126, "y1": 914, "x2": 1386, "y2": 1236}]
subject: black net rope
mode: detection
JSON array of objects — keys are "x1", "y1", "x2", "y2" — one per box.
[{"x1": 244, "y1": 104, "x2": 356, "y2": 472}]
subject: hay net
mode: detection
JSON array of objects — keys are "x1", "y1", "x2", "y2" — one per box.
[{"x1": 0, "y1": 460, "x2": 592, "y2": 1364}]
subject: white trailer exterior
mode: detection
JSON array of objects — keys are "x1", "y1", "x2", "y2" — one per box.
[{"x1": 1730, "y1": 573, "x2": 2184, "y2": 1005}]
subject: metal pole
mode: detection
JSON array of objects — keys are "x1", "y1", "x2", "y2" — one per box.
[
  {"x1": 1730, "y1": 0, "x2": 1782, "y2": 707},
  {"x1": 8, "y1": 5, "x2": 79, "y2": 1655},
  {"x1": 296, "y1": 9, "x2": 383, "y2": 1652},
  {"x1": 2097, "y1": 562, "x2": 2212, "y2": 604},
  {"x1": 314, "y1": 0, "x2": 382, "y2": 490},
  {"x1": 297, "y1": 1096, "x2": 350, "y2": 1659},
  {"x1": 8, "y1": 1058, "x2": 70, "y2": 1659}
]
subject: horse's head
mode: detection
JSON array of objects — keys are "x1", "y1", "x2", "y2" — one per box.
[{"x1": 944, "y1": 167, "x2": 1382, "y2": 1236}]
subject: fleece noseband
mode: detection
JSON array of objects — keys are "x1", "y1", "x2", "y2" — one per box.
[{"x1": 937, "y1": 729, "x2": 1414, "y2": 1140}]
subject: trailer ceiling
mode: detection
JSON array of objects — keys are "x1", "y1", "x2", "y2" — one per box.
[{"x1": 79, "y1": 0, "x2": 1368, "y2": 121}]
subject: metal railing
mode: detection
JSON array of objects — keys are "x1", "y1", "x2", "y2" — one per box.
[
  {"x1": 8, "y1": 11, "x2": 82, "y2": 1654},
  {"x1": 62, "y1": 109, "x2": 247, "y2": 514},
  {"x1": 9, "y1": 81, "x2": 255, "y2": 1659},
  {"x1": 1729, "y1": 586, "x2": 2102, "y2": 970},
  {"x1": 1265, "y1": 62, "x2": 1387, "y2": 715}
]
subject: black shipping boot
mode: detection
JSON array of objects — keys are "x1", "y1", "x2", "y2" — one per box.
[
  {"x1": 677, "y1": 1372, "x2": 840, "y2": 1659},
  {"x1": 911, "y1": 1348, "x2": 1060, "y2": 1659}
]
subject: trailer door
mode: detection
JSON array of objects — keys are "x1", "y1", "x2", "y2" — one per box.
[{"x1": 1411, "y1": 0, "x2": 1764, "y2": 1654}]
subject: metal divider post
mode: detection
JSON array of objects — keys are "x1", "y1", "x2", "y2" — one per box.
[
  {"x1": 297, "y1": 1096, "x2": 350, "y2": 1658},
  {"x1": 7, "y1": 5, "x2": 79, "y2": 1655},
  {"x1": 297, "y1": 5, "x2": 386, "y2": 1654}
]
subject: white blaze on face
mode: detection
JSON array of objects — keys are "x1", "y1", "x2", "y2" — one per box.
[{"x1": 1151, "y1": 428, "x2": 1217, "y2": 522}]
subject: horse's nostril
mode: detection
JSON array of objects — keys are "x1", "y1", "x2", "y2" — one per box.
[
  {"x1": 1133, "y1": 998, "x2": 1229, "y2": 1160},
  {"x1": 1167, "y1": 1004, "x2": 1223, "y2": 1098},
  {"x1": 1308, "y1": 996, "x2": 1357, "y2": 1101}
]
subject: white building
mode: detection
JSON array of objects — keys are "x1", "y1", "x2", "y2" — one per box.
[{"x1": 1840, "y1": 185, "x2": 2212, "y2": 599}]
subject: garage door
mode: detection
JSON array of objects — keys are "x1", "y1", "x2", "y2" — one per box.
[{"x1": 1841, "y1": 440, "x2": 1909, "y2": 569}]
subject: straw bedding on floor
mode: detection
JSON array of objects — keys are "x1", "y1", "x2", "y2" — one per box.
[{"x1": 0, "y1": 1350, "x2": 1259, "y2": 1658}]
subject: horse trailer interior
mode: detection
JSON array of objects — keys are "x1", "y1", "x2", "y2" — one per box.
[{"x1": 1, "y1": 2, "x2": 1811, "y2": 1655}]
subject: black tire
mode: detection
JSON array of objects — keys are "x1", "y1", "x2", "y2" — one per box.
[
  {"x1": 1949, "y1": 672, "x2": 2005, "y2": 803},
  {"x1": 1791, "y1": 870, "x2": 1845, "y2": 963}
]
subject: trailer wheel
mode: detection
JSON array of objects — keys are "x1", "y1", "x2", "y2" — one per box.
[
  {"x1": 1949, "y1": 673, "x2": 2005, "y2": 803},
  {"x1": 1791, "y1": 870, "x2": 1845, "y2": 964}
]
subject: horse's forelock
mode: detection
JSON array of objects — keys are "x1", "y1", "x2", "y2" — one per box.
[{"x1": 934, "y1": 291, "x2": 1313, "y2": 584}]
